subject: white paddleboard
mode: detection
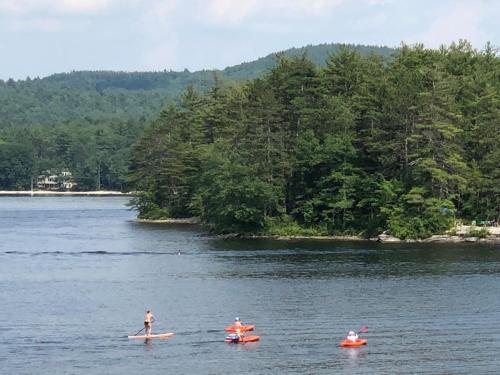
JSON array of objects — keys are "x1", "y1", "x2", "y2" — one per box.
[{"x1": 128, "y1": 332, "x2": 175, "y2": 340}]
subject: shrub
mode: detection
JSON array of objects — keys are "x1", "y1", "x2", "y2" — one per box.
[
  {"x1": 383, "y1": 191, "x2": 455, "y2": 239},
  {"x1": 142, "y1": 207, "x2": 171, "y2": 220},
  {"x1": 263, "y1": 215, "x2": 328, "y2": 236},
  {"x1": 128, "y1": 192, "x2": 170, "y2": 219},
  {"x1": 467, "y1": 227, "x2": 490, "y2": 238}
]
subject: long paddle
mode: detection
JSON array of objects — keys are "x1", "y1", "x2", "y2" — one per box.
[
  {"x1": 358, "y1": 326, "x2": 368, "y2": 334},
  {"x1": 132, "y1": 317, "x2": 157, "y2": 337},
  {"x1": 131, "y1": 326, "x2": 146, "y2": 336}
]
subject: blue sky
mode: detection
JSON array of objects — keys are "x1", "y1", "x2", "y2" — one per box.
[{"x1": 0, "y1": 0, "x2": 499, "y2": 80}]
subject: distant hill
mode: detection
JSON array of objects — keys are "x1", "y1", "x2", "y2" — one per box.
[
  {"x1": 0, "y1": 43, "x2": 396, "y2": 128},
  {"x1": 223, "y1": 43, "x2": 395, "y2": 80}
]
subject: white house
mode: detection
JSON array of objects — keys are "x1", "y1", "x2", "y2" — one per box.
[{"x1": 36, "y1": 170, "x2": 77, "y2": 191}]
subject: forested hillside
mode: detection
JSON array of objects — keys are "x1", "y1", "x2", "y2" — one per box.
[
  {"x1": 130, "y1": 42, "x2": 500, "y2": 239},
  {"x1": 0, "y1": 43, "x2": 394, "y2": 191},
  {"x1": 0, "y1": 43, "x2": 394, "y2": 128},
  {"x1": 223, "y1": 43, "x2": 394, "y2": 80}
]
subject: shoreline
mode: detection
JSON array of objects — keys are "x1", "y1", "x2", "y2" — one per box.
[
  {"x1": 220, "y1": 234, "x2": 500, "y2": 244},
  {"x1": 135, "y1": 218, "x2": 500, "y2": 244},
  {"x1": 0, "y1": 190, "x2": 130, "y2": 196},
  {"x1": 136, "y1": 217, "x2": 200, "y2": 224}
]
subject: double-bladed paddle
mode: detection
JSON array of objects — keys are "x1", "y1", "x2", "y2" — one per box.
[{"x1": 358, "y1": 326, "x2": 369, "y2": 334}]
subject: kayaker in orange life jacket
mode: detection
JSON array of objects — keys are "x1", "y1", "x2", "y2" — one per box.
[
  {"x1": 347, "y1": 330, "x2": 358, "y2": 342},
  {"x1": 234, "y1": 317, "x2": 243, "y2": 339}
]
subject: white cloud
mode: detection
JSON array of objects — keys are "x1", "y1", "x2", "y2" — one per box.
[
  {"x1": 365, "y1": 0, "x2": 391, "y2": 5},
  {"x1": 150, "y1": 0, "x2": 178, "y2": 22},
  {"x1": 0, "y1": 0, "x2": 118, "y2": 33},
  {"x1": 58, "y1": 0, "x2": 113, "y2": 14},
  {"x1": 412, "y1": 1, "x2": 486, "y2": 47},
  {"x1": 138, "y1": 0, "x2": 181, "y2": 70},
  {"x1": 0, "y1": 0, "x2": 114, "y2": 15},
  {"x1": 6, "y1": 16, "x2": 64, "y2": 32},
  {"x1": 202, "y1": 0, "x2": 344, "y2": 25}
]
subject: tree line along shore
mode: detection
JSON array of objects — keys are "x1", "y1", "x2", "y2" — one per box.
[
  {"x1": 1, "y1": 42, "x2": 498, "y2": 241},
  {"x1": 130, "y1": 42, "x2": 500, "y2": 240}
]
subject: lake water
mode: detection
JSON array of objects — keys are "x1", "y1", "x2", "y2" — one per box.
[{"x1": 1, "y1": 197, "x2": 499, "y2": 374}]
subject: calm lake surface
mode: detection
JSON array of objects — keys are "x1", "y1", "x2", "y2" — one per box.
[{"x1": 1, "y1": 197, "x2": 499, "y2": 374}]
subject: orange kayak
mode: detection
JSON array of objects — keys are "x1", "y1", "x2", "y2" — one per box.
[
  {"x1": 225, "y1": 324, "x2": 255, "y2": 333},
  {"x1": 340, "y1": 338, "x2": 367, "y2": 347},
  {"x1": 225, "y1": 335, "x2": 260, "y2": 343}
]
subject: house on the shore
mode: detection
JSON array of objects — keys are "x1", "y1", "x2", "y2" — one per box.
[
  {"x1": 59, "y1": 170, "x2": 76, "y2": 190},
  {"x1": 36, "y1": 170, "x2": 77, "y2": 191}
]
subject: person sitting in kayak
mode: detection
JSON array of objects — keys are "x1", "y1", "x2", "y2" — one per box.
[
  {"x1": 347, "y1": 330, "x2": 358, "y2": 342},
  {"x1": 234, "y1": 317, "x2": 243, "y2": 340},
  {"x1": 144, "y1": 310, "x2": 155, "y2": 336}
]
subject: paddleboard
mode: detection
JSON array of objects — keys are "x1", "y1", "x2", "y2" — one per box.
[{"x1": 128, "y1": 332, "x2": 175, "y2": 340}]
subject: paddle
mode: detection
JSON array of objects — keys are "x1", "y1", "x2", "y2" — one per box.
[
  {"x1": 358, "y1": 326, "x2": 369, "y2": 334},
  {"x1": 131, "y1": 317, "x2": 156, "y2": 337},
  {"x1": 131, "y1": 326, "x2": 146, "y2": 336}
]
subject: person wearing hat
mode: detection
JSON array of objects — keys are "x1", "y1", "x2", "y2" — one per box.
[{"x1": 346, "y1": 330, "x2": 358, "y2": 342}]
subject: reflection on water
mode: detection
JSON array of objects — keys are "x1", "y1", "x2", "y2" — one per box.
[
  {"x1": 0, "y1": 197, "x2": 499, "y2": 375},
  {"x1": 342, "y1": 346, "x2": 368, "y2": 365}
]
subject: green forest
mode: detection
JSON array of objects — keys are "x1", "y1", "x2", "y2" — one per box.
[
  {"x1": 0, "y1": 43, "x2": 391, "y2": 191},
  {"x1": 0, "y1": 121, "x2": 142, "y2": 190},
  {"x1": 130, "y1": 42, "x2": 500, "y2": 239}
]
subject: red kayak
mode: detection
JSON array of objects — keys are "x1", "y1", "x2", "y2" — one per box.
[
  {"x1": 340, "y1": 338, "x2": 367, "y2": 347},
  {"x1": 225, "y1": 324, "x2": 255, "y2": 333},
  {"x1": 225, "y1": 335, "x2": 260, "y2": 343}
]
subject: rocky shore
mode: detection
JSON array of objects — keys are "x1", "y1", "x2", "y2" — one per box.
[
  {"x1": 136, "y1": 218, "x2": 500, "y2": 244},
  {"x1": 377, "y1": 233, "x2": 500, "y2": 244},
  {"x1": 217, "y1": 234, "x2": 373, "y2": 241},
  {"x1": 378, "y1": 225, "x2": 500, "y2": 244},
  {"x1": 136, "y1": 217, "x2": 200, "y2": 224}
]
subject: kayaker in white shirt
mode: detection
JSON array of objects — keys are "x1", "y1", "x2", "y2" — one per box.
[{"x1": 347, "y1": 330, "x2": 358, "y2": 342}]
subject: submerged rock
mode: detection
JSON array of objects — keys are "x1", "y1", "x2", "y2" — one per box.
[
  {"x1": 378, "y1": 233, "x2": 401, "y2": 242},
  {"x1": 464, "y1": 237, "x2": 479, "y2": 242},
  {"x1": 137, "y1": 217, "x2": 199, "y2": 224},
  {"x1": 425, "y1": 235, "x2": 462, "y2": 243}
]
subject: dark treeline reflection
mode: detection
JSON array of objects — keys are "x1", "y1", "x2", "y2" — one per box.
[{"x1": 208, "y1": 240, "x2": 500, "y2": 278}]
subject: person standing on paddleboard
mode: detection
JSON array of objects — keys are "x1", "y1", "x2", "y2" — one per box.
[{"x1": 144, "y1": 310, "x2": 155, "y2": 336}]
